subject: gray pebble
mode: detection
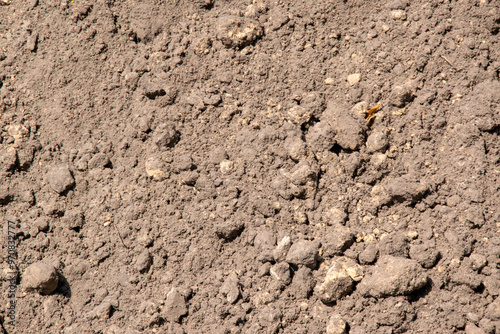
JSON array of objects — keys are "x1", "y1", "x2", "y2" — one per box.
[
  {"x1": 164, "y1": 288, "x2": 188, "y2": 323},
  {"x1": 315, "y1": 257, "x2": 362, "y2": 303},
  {"x1": 390, "y1": 84, "x2": 414, "y2": 107},
  {"x1": 469, "y1": 253, "x2": 487, "y2": 271},
  {"x1": 286, "y1": 239, "x2": 319, "y2": 269},
  {"x1": 358, "y1": 255, "x2": 428, "y2": 298},
  {"x1": 46, "y1": 164, "x2": 75, "y2": 194},
  {"x1": 217, "y1": 15, "x2": 263, "y2": 49},
  {"x1": 323, "y1": 207, "x2": 348, "y2": 226},
  {"x1": 215, "y1": 220, "x2": 244, "y2": 241},
  {"x1": 89, "y1": 301, "x2": 113, "y2": 320},
  {"x1": 272, "y1": 236, "x2": 291, "y2": 262},
  {"x1": 88, "y1": 153, "x2": 110, "y2": 169},
  {"x1": 326, "y1": 313, "x2": 348, "y2": 334},
  {"x1": 270, "y1": 262, "x2": 292, "y2": 285},
  {"x1": 220, "y1": 275, "x2": 241, "y2": 304},
  {"x1": 483, "y1": 276, "x2": 500, "y2": 296},
  {"x1": 173, "y1": 154, "x2": 193, "y2": 172},
  {"x1": 135, "y1": 250, "x2": 152, "y2": 273},
  {"x1": 366, "y1": 131, "x2": 389, "y2": 153},
  {"x1": 23, "y1": 261, "x2": 59, "y2": 295},
  {"x1": 359, "y1": 242, "x2": 378, "y2": 265},
  {"x1": 153, "y1": 123, "x2": 179, "y2": 149}
]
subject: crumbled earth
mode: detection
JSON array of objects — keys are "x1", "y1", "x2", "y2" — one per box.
[{"x1": 0, "y1": 0, "x2": 500, "y2": 333}]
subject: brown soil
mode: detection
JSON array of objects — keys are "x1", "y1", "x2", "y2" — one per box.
[{"x1": 1, "y1": 0, "x2": 500, "y2": 333}]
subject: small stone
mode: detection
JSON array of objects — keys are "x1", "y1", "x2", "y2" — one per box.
[
  {"x1": 46, "y1": 164, "x2": 75, "y2": 194},
  {"x1": 124, "y1": 71, "x2": 140, "y2": 89},
  {"x1": 23, "y1": 261, "x2": 59, "y2": 295},
  {"x1": 390, "y1": 84, "x2": 414, "y2": 107},
  {"x1": 326, "y1": 313, "x2": 348, "y2": 334},
  {"x1": 135, "y1": 250, "x2": 152, "y2": 273},
  {"x1": 347, "y1": 73, "x2": 361, "y2": 86},
  {"x1": 153, "y1": 123, "x2": 179, "y2": 149},
  {"x1": 61, "y1": 210, "x2": 84, "y2": 230},
  {"x1": 220, "y1": 160, "x2": 234, "y2": 174},
  {"x1": 90, "y1": 301, "x2": 113, "y2": 320},
  {"x1": 315, "y1": 257, "x2": 359, "y2": 303},
  {"x1": 179, "y1": 171, "x2": 198, "y2": 186},
  {"x1": 215, "y1": 220, "x2": 244, "y2": 241},
  {"x1": 6, "y1": 124, "x2": 29, "y2": 140},
  {"x1": 273, "y1": 236, "x2": 292, "y2": 262},
  {"x1": 366, "y1": 131, "x2": 389, "y2": 153},
  {"x1": 469, "y1": 253, "x2": 487, "y2": 271},
  {"x1": 391, "y1": 9, "x2": 407, "y2": 20},
  {"x1": 270, "y1": 262, "x2": 292, "y2": 285},
  {"x1": 287, "y1": 105, "x2": 312, "y2": 125},
  {"x1": 164, "y1": 288, "x2": 188, "y2": 323},
  {"x1": 465, "y1": 323, "x2": 486, "y2": 334},
  {"x1": 350, "y1": 101, "x2": 369, "y2": 119},
  {"x1": 358, "y1": 255, "x2": 428, "y2": 298},
  {"x1": 173, "y1": 154, "x2": 193, "y2": 172},
  {"x1": 359, "y1": 242, "x2": 378, "y2": 265},
  {"x1": 220, "y1": 275, "x2": 241, "y2": 304},
  {"x1": 145, "y1": 158, "x2": 168, "y2": 181},
  {"x1": 325, "y1": 77, "x2": 335, "y2": 85},
  {"x1": 88, "y1": 153, "x2": 110, "y2": 169},
  {"x1": 216, "y1": 15, "x2": 263, "y2": 49},
  {"x1": 286, "y1": 240, "x2": 319, "y2": 269},
  {"x1": 254, "y1": 230, "x2": 276, "y2": 250}
]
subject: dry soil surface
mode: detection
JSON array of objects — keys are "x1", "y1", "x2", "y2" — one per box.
[{"x1": 1, "y1": 0, "x2": 500, "y2": 333}]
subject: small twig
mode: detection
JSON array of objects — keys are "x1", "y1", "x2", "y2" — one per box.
[
  {"x1": 440, "y1": 55, "x2": 457, "y2": 70},
  {"x1": 113, "y1": 223, "x2": 129, "y2": 249}
]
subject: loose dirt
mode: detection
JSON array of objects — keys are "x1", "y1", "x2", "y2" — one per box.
[{"x1": 1, "y1": 0, "x2": 500, "y2": 333}]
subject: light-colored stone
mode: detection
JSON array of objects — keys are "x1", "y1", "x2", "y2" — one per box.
[
  {"x1": 220, "y1": 160, "x2": 234, "y2": 174},
  {"x1": 326, "y1": 313, "x2": 348, "y2": 334},
  {"x1": 145, "y1": 158, "x2": 167, "y2": 181},
  {"x1": 347, "y1": 73, "x2": 361, "y2": 86},
  {"x1": 23, "y1": 261, "x2": 59, "y2": 295}
]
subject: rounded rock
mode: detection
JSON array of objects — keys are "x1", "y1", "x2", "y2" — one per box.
[
  {"x1": 366, "y1": 131, "x2": 389, "y2": 153},
  {"x1": 46, "y1": 164, "x2": 75, "y2": 194},
  {"x1": 23, "y1": 261, "x2": 59, "y2": 295}
]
